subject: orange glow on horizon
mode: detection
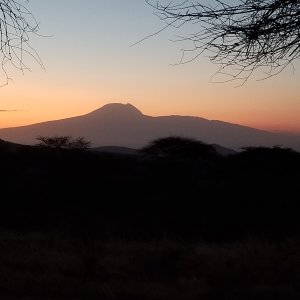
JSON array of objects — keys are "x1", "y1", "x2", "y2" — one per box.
[
  {"x1": 1, "y1": 87, "x2": 300, "y2": 134},
  {"x1": 1, "y1": 67, "x2": 300, "y2": 134}
]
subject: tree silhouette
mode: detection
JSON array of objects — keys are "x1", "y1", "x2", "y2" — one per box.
[
  {"x1": 145, "y1": 0, "x2": 300, "y2": 84},
  {"x1": 0, "y1": 0, "x2": 43, "y2": 86},
  {"x1": 140, "y1": 136, "x2": 217, "y2": 160},
  {"x1": 36, "y1": 136, "x2": 91, "y2": 150}
]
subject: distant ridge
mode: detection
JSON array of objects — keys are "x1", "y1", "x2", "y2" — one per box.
[
  {"x1": 91, "y1": 146, "x2": 139, "y2": 155},
  {"x1": 90, "y1": 144, "x2": 236, "y2": 157},
  {"x1": 0, "y1": 139, "x2": 24, "y2": 152},
  {"x1": 0, "y1": 103, "x2": 299, "y2": 151}
]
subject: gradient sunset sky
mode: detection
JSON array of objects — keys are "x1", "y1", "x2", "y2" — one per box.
[{"x1": 0, "y1": 0, "x2": 300, "y2": 133}]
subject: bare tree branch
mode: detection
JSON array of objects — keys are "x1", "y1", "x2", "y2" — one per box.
[
  {"x1": 145, "y1": 0, "x2": 300, "y2": 85},
  {"x1": 0, "y1": 0, "x2": 44, "y2": 86}
]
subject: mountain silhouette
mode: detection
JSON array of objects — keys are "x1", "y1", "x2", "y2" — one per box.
[
  {"x1": 0, "y1": 102, "x2": 299, "y2": 151},
  {"x1": 87, "y1": 103, "x2": 144, "y2": 118}
]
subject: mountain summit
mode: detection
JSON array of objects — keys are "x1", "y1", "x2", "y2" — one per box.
[
  {"x1": 0, "y1": 103, "x2": 299, "y2": 151},
  {"x1": 86, "y1": 103, "x2": 143, "y2": 119}
]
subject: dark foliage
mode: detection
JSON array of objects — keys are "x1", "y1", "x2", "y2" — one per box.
[
  {"x1": 0, "y1": 138, "x2": 299, "y2": 242},
  {"x1": 139, "y1": 136, "x2": 218, "y2": 160}
]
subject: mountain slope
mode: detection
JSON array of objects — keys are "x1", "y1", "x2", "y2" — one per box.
[{"x1": 0, "y1": 103, "x2": 299, "y2": 151}]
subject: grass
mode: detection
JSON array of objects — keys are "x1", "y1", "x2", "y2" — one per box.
[{"x1": 0, "y1": 230, "x2": 299, "y2": 299}]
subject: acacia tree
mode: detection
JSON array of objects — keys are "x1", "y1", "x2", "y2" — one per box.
[
  {"x1": 36, "y1": 136, "x2": 91, "y2": 150},
  {"x1": 0, "y1": 0, "x2": 43, "y2": 86},
  {"x1": 145, "y1": 0, "x2": 300, "y2": 84},
  {"x1": 140, "y1": 136, "x2": 217, "y2": 159}
]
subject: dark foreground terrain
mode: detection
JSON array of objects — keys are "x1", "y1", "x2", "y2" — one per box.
[{"x1": 0, "y1": 137, "x2": 299, "y2": 299}]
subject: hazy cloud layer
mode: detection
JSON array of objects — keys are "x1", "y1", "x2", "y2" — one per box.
[{"x1": 0, "y1": 110, "x2": 21, "y2": 112}]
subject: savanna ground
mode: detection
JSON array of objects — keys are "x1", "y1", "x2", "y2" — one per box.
[
  {"x1": 1, "y1": 230, "x2": 299, "y2": 300},
  {"x1": 0, "y1": 138, "x2": 300, "y2": 299}
]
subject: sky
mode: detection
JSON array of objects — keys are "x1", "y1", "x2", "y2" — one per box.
[{"x1": 0, "y1": 0, "x2": 300, "y2": 133}]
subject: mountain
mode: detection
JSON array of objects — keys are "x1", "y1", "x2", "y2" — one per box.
[{"x1": 0, "y1": 102, "x2": 299, "y2": 151}]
